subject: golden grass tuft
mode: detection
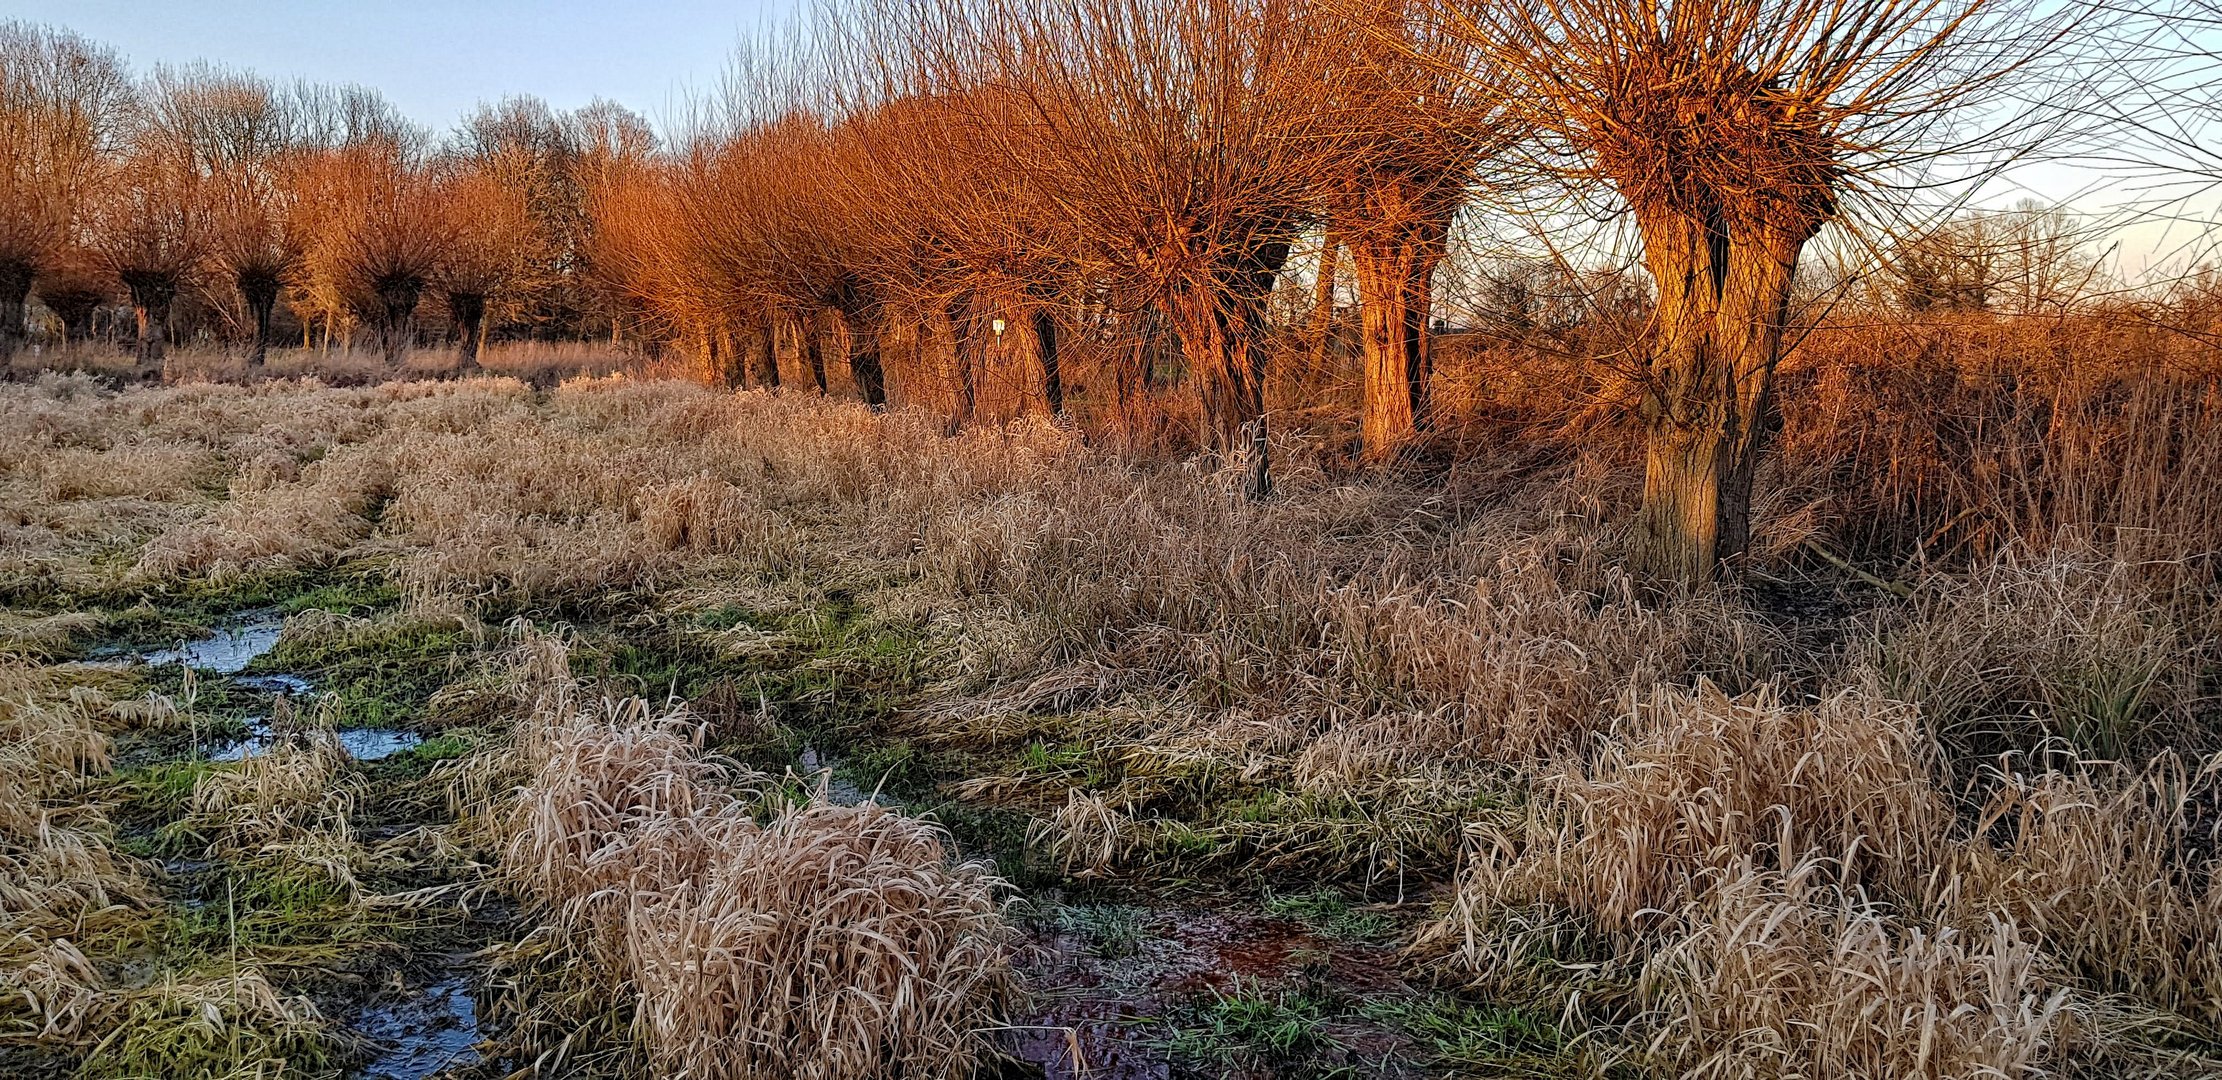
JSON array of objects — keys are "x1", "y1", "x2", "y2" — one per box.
[
  {"x1": 481, "y1": 631, "x2": 1017, "y2": 1079},
  {"x1": 1434, "y1": 683, "x2": 1951, "y2": 944},
  {"x1": 1638, "y1": 857, "x2": 2074, "y2": 1080},
  {"x1": 1950, "y1": 754, "x2": 2222, "y2": 1028},
  {"x1": 626, "y1": 801, "x2": 1014, "y2": 1080}
]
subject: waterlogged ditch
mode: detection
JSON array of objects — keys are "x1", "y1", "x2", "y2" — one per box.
[
  {"x1": 4, "y1": 578, "x2": 1566, "y2": 1080},
  {"x1": 118, "y1": 608, "x2": 477, "y2": 1080}
]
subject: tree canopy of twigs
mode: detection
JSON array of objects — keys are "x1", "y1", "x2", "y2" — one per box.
[{"x1": 1405, "y1": 0, "x2": 2098, "y2": 580}]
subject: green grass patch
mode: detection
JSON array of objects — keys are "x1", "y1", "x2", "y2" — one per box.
[
  {"x1": 111, "y1": 759, "x2": 224, "y2": 821},
  {"x1": 1051, "y1": 903, "x2": 1149, "y2": 960},
  {"x1": 75, "y1": 972, "x2": 340, "y2": 1080},
  {"x1": 1168, "y1": 981, "x2": 1351, "y2": 1074},
  {"x1": 1262, "y1": 889, "x2": 1395, "y2": 943},
  {"x1": 251, "y1": 615, "x2": 470, "y2": 728},
  {"x1": 1357, "y1": 993, "x2": 1574, "y2": 1071}
]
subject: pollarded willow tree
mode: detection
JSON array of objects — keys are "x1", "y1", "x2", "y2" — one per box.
[
  {"x1": 927, "y1": 0, "x2": 1336, "y2": 494},
  {"x1": 87, "y1": 139, "x2": 211, "y2": 363},
  {"x1": 1422, "y1": 0, "x2": 2080, "y2": 581},
  {"x1": 1319, "y1": 0, "x2": 1521, "y2": 459},
  {"x1": 140, "y1": 65, "x2": 307, "y2": 365},
  {"x1": 301, "y1": 143, "x2": 448, "y2": 364},
  {"x1": 0, "y1": 22, "x2": 131, "y2": 358},
  {"x1": 431, "y1": 159, "x2": 535, "y2": 369}
]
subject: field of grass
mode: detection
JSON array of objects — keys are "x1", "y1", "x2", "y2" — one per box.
[{"x1": 3, "y1": 352, "x2": 2219, "y2": 1079}]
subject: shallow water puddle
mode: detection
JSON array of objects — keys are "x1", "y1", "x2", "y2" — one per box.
[
  {"x1": 798, "y1": 744, "x2": 872, "y2": 805},
  {"x1": 120, "y1": 611, "x2": 423, "y2": 761},
  {"x1": 210, "y1": 721, "x2": 423, "y2": 761},
  {"x1": 134, "y1": 610, "x2": 288, "y2": 673},
  {"x1": 350, "y1": 974, "x2": 482, "y2": 1080}
]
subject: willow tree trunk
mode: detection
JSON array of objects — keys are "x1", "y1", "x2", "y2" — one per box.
[
  {"x1": 838, "y1": 308, "x2": 887, "y2": 407},
  {"x1": 1163, "y1": 283, "x2": 1266, "y2": 452},
  {"x1": 1034, "y1": 308, "x2": 1064, "y2": 417},
  {"x1": 122, "y1": 275, "x2": 177, "y2": 364},
  {"x1": 375, "y1": 278, "x2": 423, "y2": 367},
  {"x1": 49, "y1": 293, "x2": 98, "y2": 344},
  {"x1": 1162, "y1": 241, "x2": 1289, "y2": 499},
  {"x1": 239, "y1": 271, "x2": 282, "y2": 367},
  {"x1": 1632, "y1": 205, "x2": 1809, "y2": 583},
  {"x1": 755, "y1": 318, "x2": 781, "y2": 389},
  {"x1": 946, "y1": 301, "x2": 976, "y2": 430},
  {"x1": 711, "y1": 327, "x2": 744, "y2": 389},
  {"x1": 448, "y1": 292, "x2": 486, "y2": 372},
  {"x1": 1349, "y1": 212, "x2": 1451, "y2": 462},
  {"x1": 803, "y1": 311, "x2": 829, "y2": 393},
  {"x1": 0, "y1": 259, "x2": 32, "y2": 359}
]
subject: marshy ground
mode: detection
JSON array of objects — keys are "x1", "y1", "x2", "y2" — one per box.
[{"x1": 4, "y1": 368, "x2": 2220, "y2": 1079}]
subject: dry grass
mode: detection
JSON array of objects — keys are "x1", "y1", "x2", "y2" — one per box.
[
  {"x1": 1433, "y1": 683, "x2": 1952, "y2": 943},
  {"x1": 1637, "y1": 857, "x2": 2073, "y2": 1080},
  {"x1": 181, "y1": 698, "x2": 363, "y2": 855},
  {"x1": 1950, "y1": 755, "x2": 2222, "y2": 1029},
  {"x1": 477, "y1": 628, "x2": 1017, "y2": 1080},
  {"x1": 626, "y1": 800, "x2": 1014, "y2": 1080},
  {"x1": 1857, "y1": 546, "x2": 2218, "y2": 762},
  {"x1": 5, "y1": 349, "x2": 2218, "y2": 1076}
]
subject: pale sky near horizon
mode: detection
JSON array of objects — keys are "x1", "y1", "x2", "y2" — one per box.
[{"x1": 3, "y1": 1, "x2": 793, "y2": 138}]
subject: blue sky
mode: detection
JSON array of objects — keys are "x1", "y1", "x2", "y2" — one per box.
[{"x1": 3, "y1": 1, "x2": 791, "y2": 137}]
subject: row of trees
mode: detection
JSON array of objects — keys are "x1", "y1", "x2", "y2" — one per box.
[
  {"x1": 0, "y1": 0, "x2": 2156, "y2": 580},
  {"x1": 0, "y1": 22, "x2": 656, "y2": 370},
  {"x1": 589, "y1": 0, "x2": 2098, "y2": 581}
]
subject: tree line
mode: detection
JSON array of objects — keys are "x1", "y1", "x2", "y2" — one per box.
[{"x1": 0, "y1": 0, "x2": 2192, "y2": 582}]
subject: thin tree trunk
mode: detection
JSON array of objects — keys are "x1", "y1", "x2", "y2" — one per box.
[
  {"x1": 1631, "y1": 205, "x2": 1808, "y2": 583},
  {"x1": 947, "y1": 299, "x2": 975, "y2": 430},
  {"x1": 0, "y1": 259, "x2": 33, "y2": 360},
  {"x1": 1307, "y1": 232, "x2": 1340, "y2": 385},
  {"x1": 755, "y1": 315, "x2": 781, "y2": 389},
  {"x1": 839, "y1": 307, "x2": 887, "y2": 407},
  {"x1": 803, "y1": 310, "x2": 829, "y2": 394},
  {"x1": 1162, "y1": 240, "x2": 1288, "y2": 498},
  {"x1": 123, "y1": 275, "x2": 177, "y2": 365},
  {"x1": 1035, "y1": 307, "x2": 1064, "y2": 417},
  {"x1": 240, "y1": 271, "x2": 282, "y2": 368}
]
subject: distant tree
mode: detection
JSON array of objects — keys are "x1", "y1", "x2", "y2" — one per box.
[
  {"x1": 1894, "y1": 215, "x2": 1997, "y2": 313},
  {"x1": 0, "y1": 22, "x2": 131, "y2": 358},
  {"x1": 455, "y1": 96, "x2": 583, "y2": 336},
  {"x1": 1892, "y1": 202, "x2": 2099, "y2": 316},
  {"x1": 87, "y1": 134, "x2": 211, "y2": 363},
  {"x1": 141, "y1": 65, "x2": 308, "y2": 365},
  {"x1": 34, "y1": 245, "x2": 106, "y2": 343},
  {"x1": 301, "y1": 144, "x2": 447, "y2": 364},
  {"x1": 927, "y1": 0, "x2": 1335, "y2": 495},
  {"x1": 431, "y1": 159, "x2": 534, "y2": 368}
]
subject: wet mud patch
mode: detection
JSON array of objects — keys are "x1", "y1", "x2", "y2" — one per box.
[
  {"x1": 1001, "y1": 903, "x2": 1421, "y2": 1080},
  {"x1": 350, "y1": 970, "x2": 483, "y2": 1080}
]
